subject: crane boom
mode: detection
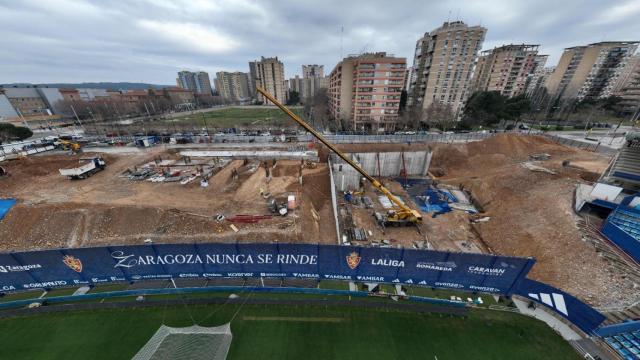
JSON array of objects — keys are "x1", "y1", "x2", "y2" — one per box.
[{"x1": 256, "y1": 87, "x2": 422, "y2": 223}]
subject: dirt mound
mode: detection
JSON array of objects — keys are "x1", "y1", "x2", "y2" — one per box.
[{"x1": 272, "y1": 161, "x2": 301, "y2": 177}]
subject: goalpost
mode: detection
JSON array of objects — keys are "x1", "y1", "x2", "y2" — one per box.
[{"x1": 131, "y1": 323, "x2": 233, "y2": 360}]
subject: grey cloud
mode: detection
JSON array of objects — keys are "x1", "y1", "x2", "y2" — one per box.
[{"x1": 0, "y1": 0, "x2": 638, "y2": 84}]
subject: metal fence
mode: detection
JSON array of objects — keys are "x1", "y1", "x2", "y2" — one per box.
[{"x1": 542, "y1": 134, "x2": 617, "y2": 155}]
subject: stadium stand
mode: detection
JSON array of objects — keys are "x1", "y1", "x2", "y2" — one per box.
[
  {"x1": 606, "y1": 134, "x2": 640, "y2": 188},
  {"x1": 596, "y1": 321, "x2": 640, "y2": 359}
]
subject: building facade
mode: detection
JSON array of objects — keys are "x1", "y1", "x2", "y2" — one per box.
[
  {"x1": 215, "y1": 71, "x2": 250, "y2": 101},
  {"x1": 0, "y1": 89, "x2": 19, "y2": 120},
  {"x1": 176, "y1": 71, "x2": 213, "y2": 95},
  {"x1": 615, "y1": 55, "x2": 640, "y2": 118},
  {"x1": 545, "y1": 41, "x2": 639, "y2": 101},
  {"x1": 302, "y1": 65, "x2": 324, "y2": 78},
  {"x1": 472, "y1": 44, "x2": 543, "y2": 98},
  {"x1": 253, "y1": 57, "x2": 287, "y2": 104},
  {"x1": 524, "y1": 55, "x2": 551, "y2": 96},
  {"x1": 407, "y1": 21, "x2": 487, "y2": 119},
  {"x1": 328, "y1": 52, "x2": 406, "y2": 131},
  {"x1": 248, "y1": 61, "x2": 259, "y2": 98},
  {"x1": 3, "y1": 87, "x2": 49, "y2": 115}
]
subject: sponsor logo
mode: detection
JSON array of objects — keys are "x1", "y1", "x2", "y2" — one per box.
[
  {"x1": 467, "y1": 266, "x2": 506, "y2": 276},
  {"x1": 435, "y1": 282, "x2": 464, "y2": 289},
  {"x1": 528, "y1": 292, "x2": 568, "y2": 316},
  {"x1": 469, "y1": 285, "x2": 500, "y2": 293},
  {"x1": 23, "y1": 280, "x2": 67, "y2": 288},
  {"x1": 356, "y1": 275, "x2": 384, "y2": 282},
  {"x1": 0, "y1": 264, "x2": 42, "y2": 273},
  {"x1": 346, "y1": 252, "x2": 361, "y2": 270},
  {"x1": 370, "y1": 258, "x2": 405, "y2": 267},
  {"x1": 292, "y1": 273, "x2": 319, "y2": 278},
  {"x1": 416, "y1": 261, "x2": 456, "y2": 272},
  {"x1": 324, "y1": 274, "x2": 351, "y2": 280},
  {"x1": 260, "y1": 273, "x2": 287, "y2": 278},
  {"x1": 1, "y1": 285, "x2": 16, "y2": 291},
  {"x1": 63, "y1": 255, "x2": 82, "y2": 273}
]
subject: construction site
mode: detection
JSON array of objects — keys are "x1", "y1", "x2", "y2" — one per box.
[{"x1": 1, "y1": 132, "x2": 638, "y2": 312}]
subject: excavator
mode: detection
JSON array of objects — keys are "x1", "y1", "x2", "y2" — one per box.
[{"x1": 256, "y1": 87, "x2": 422, "y2": 226}]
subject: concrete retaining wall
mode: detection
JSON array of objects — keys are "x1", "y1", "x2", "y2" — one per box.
[{"x1": 331, "y1": 150, "x2": 432, "y2": 191}]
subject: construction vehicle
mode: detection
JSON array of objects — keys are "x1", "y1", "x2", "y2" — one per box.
[
  {"x1": 256, "y1": 87, "x2": 422, "y2": 226},
  {"x1": 59, "y1": 157, "x2": 106, "y2": 179},
  {"x1": 56, "y1": 139, "x2": 82, "y2": 153}
]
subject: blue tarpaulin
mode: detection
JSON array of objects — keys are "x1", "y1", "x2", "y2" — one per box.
[{"x1": 0, "y1": 199, "x2": 16, "y2": 220}]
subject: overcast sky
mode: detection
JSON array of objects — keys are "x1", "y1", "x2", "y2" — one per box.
[{"x1": 1, "y1": 0, "x2": 639, "y2": 85}]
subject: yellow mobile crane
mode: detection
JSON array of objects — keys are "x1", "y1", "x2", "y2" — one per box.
[{"x1": 256, "y1": 87, "x2": 422, "y2": 226}]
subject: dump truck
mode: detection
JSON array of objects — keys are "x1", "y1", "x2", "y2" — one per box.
[{"x1": 59, "y1": 157, "x2": 106, "y2": 179}]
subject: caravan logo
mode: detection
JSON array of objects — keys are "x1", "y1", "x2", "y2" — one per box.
[
  {"x1": 62, "y1": 255, "x2": 83, "y2": 273},
  {"x1": 346, "y1": 252, "x2": 361, "y2": 270},
  {"x1": 528, "y1": 292, "x2": 568, "y2": 316}
]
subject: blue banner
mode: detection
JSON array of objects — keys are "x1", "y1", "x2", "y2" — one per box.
[
  {"x1": 0, "y1": 244, "x2": 534, "y2": 295},
  {"x1": 515, "y1": 278, "x2": 605, "y2": 334}
]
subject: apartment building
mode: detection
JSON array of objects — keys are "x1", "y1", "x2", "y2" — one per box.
[
  {"x1": 407, "y1": 21, "x2": 486, "y2": 119},
  {"x1": 248, "y1": 61, "x2": 259, "y2": 98},
  {"x1": 525, "y1": 55, "x2": 551, "y2": 96},
  {"x1": 545, "y1": 41, "x2": 639, "y2": 101},
  {"x1": 176, "y1": 71, "x2": 213, "y2": 95},
  {"x1": 328, "y1": 52, "x2": 406, "y2": 131},
  {"x1": 302, "y1": 65, "x2": 324, "y2": 78},
  {"x1": 290, "y1": 71, "x2": 329, "y2": 101},
  {"x1": 253, "y1": 57, "x2": 287, "y2": 104},
  {"x1": 215, "y1": 71, "x2": 250, "y2": 101},
  {"x1": 615, "y1": 55, "x2": 640, "y2": 117},
  {"x1": 472, "y1": 44, "x2": 543, "y2": 98}
]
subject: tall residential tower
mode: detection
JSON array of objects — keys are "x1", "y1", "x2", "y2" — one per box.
[{"x1": 407, "y1": 21, "x2": 486, "y2": 119}]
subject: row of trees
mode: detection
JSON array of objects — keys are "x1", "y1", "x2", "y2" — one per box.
[
  {"x1": 0, "y1": 123, "x2": 33, "y2": 143},
  {"x1": 55, "y1": 93, "x2": 234, "y2": 123}
]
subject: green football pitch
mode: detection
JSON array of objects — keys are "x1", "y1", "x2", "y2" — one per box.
[{"x1": 0, "y1": 299, "x2": 579, "y2": 359}]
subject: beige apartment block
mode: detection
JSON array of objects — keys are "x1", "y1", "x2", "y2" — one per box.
[
  {"x1": 472, "y1": 44, "x2": 543, "y2": 98},
  {"x1": 408, "y1": 21, "x2": 486, "y2": 119},
  {"x1": 215, "y1": 71, "x2": 250, "y2": 101},
  {"x1": 328, "y1": 52, "x2": 406, "y2": 131},
  {"x1": 545, "y1": 41, "x2": 639, "y2": 101},
  {"x1": 254, "y1": 56, "x2": 287, "y2": 104}
]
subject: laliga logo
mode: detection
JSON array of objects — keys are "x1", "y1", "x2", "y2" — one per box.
[
  {"x1": 62, "y1": 255, "x2": 83, "y2": 273},
  {"x1": 346, "y1": 252, "x2": 361, "y2": 270}
]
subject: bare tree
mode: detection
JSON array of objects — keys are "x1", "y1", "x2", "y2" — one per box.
[{"x1": 423, "y1": 102, "x2": 455, "y2": 131}]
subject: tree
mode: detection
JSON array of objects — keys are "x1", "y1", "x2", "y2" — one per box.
[
  {"x1": 287, "y1": 91, "x2": 300, "y2": 105},
  {"x1": 0, "y1": 123, "x2": 33, "y2": 143},
  {"x1": 399, "y1": 89, "x2": 408, "y2": 114},
  {"x1": 423, "y1": 102, "x2": 455, "y2": 130},
  {"x1": 463, "y1": 91, "x2": 531, "y2": 128}
]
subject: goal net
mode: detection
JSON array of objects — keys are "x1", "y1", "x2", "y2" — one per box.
[{"x1": 131, "y1": 323, "x2": 233, "y2": 360}]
